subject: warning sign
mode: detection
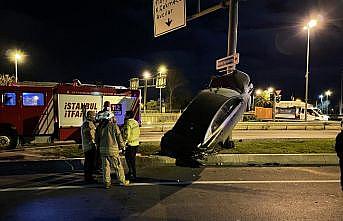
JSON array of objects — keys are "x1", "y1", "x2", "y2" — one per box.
[{"x1": 153, "y1": 0, "x2": 186, "y2": 37}]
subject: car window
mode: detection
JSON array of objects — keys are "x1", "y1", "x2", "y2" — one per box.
[
  {"x1": 211, "y1": 98, "x2": 242, "y2": 131},
  {"x1": 3, "y1": 92, "x2": 16, "y2": 106},
  {"x1": 22, "y1": 92, "x2": 45, "y2": 106}
]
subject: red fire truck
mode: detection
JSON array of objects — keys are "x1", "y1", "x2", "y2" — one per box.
[{"x1": 0, "y1": 80, "x2": 141, "y2": 148}]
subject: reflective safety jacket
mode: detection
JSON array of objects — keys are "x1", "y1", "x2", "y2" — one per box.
[
  {"x1": 96, "y1": 119, "x2": 125, "y2": 156},
  {"x1": 81, "y1": 120, "x2": 96, "y2": 152},
  {"x1": 123, "y1": 118, "x2": 140, "y2": 146}
]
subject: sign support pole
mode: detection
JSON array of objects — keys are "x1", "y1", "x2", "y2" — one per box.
[
  {"x1": 144, "y1": 79, "x2": 147, "y2": 113},
  {"x1": 227, "y1": 0, "x2": 238, "y2": 74},
  {"x1": 160, "y1": 88, "x2": 162, "y2": 113}
]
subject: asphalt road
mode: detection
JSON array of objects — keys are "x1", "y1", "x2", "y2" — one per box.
[
  {"x1": 0, "y1": 166, "x2": 342, "y2": 221},
  {"x1": 140, "y1": 130, "x2": 340, "y2": 142}
]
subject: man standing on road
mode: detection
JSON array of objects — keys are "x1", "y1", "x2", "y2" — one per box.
[
  {"x1": 97, "y1": 101, "x2": 111, "y2": 118},
  {"x1": 96, "y1": 111, "x2": 129, "y2": 188},
  {"x1": 81, "y1": 111, "x2": 97, "y2": 183},
  {"x1": 94, "y1": 101, "x2": 111, "y2": 171},
  {"x1": 123, "y1": 111, "x2": 140, "y2": 180},
  {"x1": 335, "y1": 122, "x2": 343, "y2": 191}
]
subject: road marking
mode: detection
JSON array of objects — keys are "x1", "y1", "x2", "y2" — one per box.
[
  {"x1": 0, "y1": 185, "x2": 89, "y2": 192},
  {"x1": 0, "y1": 180, "x2": 339, "y2": 192},
  {"x1": 130, "y1": 180, "x2": 340, "y2": 186}
]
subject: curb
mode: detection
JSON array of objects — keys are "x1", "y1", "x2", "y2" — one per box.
[
  {"x1": 0, "y1": 154, "x2": 338, "y2": 176},
  {"x1": 205, "y1": 154, "x2": 339, "y2": 166}
]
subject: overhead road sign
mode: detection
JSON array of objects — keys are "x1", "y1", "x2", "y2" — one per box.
[
  {"x1": 216, "y1": 53, "x2": 239, "y2": 71},
  {"x1": 153, "y1": 0, "x2": 186, "y2": 37},
  {"x1": 156, "y1": 73, "x2": 167, "y2": 88},
  {"x1": 129, "y1": 78, "x2": 139, "y2": 90}
]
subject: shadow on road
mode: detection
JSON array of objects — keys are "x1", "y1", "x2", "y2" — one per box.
[{"x1": 0, "y1": 166, "x2": 206, "y2": 220}]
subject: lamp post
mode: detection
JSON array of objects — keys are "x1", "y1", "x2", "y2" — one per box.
[
  {"x1": 319, "y1": 94, "x2": 324, "y2": 111},
  {"x1": 267, "y1": 87, "x2": 276, "y2": 121},
  {"x1": 8, "y1": 50, "x2": 24, "y2": 83},
  {"x1": 340, "y1": 72, "x2": 342, "y2": 115},
  {"x1": 142, "y1": 71, "x2": 151, "y2": 113},
  {"x1": 157, "y1": 65, "x2": 168, "y2": 113},
  {"x1": 303, "y1": 19, "x2": 318, "y2": 121},
  {"x1": 325, "y1": 90, "x2": 332, "y2": 114}
]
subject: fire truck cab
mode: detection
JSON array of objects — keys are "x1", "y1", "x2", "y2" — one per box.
[{"x1": 0, "y1": 80, "x2": 140, "y2": 148}]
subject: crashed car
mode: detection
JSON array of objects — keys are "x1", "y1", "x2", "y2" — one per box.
[{"x1": 161, "y1": 70, "x2": 253, "y2": 166}]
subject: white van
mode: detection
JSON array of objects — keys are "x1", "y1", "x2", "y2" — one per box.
[{"x1": 275, "y1": 101, "x2": 329, "y2": 121}]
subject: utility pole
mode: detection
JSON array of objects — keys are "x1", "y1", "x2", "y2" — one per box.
[
  {"x1": 227, "y1": 0, "x2": 238, "y2": 59},
  {"x1": 226, "y1": 0, "x2": 238, "y2": 148},
  {"x1": 340, "y1": 72, "x2": 342, "y2": 115},
  {"x1": 304, "y1": 27, "x2": 310, "y2": 121},
  {"x1": 143, "y1": 79, "x2": 147, "y2": 113},
  {"x1": 272, "y1": 94, "x2": 276, "y2": 121},
  {"x1": 159, "y1": 88, "x2": 162, "y2": 113}
]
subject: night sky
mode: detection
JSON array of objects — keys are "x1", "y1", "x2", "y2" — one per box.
[{"x1": 0, "y1": 0, "x2": 342, "y2": 107}]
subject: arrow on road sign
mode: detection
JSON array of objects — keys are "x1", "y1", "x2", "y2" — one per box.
[
  {"x1": 165, "y1": 18, "x2": 173, "y2": 26},
  {"x1": 153, "y1": 0, "x2": 186, "y2": 37}
]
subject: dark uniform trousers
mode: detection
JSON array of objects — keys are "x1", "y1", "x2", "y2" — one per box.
[
  {"x1": 84, "y1": 147, "x2": 96, "y2": 181},
  {"x1": 125, "y1": 145, "x2": 138, "y2": 178}
]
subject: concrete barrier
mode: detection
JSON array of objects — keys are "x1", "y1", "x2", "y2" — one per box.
[
  {"x1": 0, "y1": 154, "x2": 338, "y2": 175},
  {"x1": 141, "y1": 113, "x2": 181, "y2": 125},
  {"x1": 141, "y1": 121, "x2": 341, "y2": 131},
  {"x1": 205, "y1": 153, "x2": 339, "y2": 166}
]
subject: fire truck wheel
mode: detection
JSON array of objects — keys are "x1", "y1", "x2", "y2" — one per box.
[
  {"x1": 0, "y1": 135, "x2": 10, "y2": 149},
  {"x1": 0, "y1": 134, "x2": 18, "y2": 149}
]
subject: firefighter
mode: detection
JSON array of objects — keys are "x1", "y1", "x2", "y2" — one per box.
[
  {"x1": 123, "y1": 111, "x2": 140, "y2": 180},
  {"x1": 335, "y1": 121, "x2": 343, "y2": 191},
  {"x1": 96, "y1": 111, "x2": 129, "y2": 188},
  {"x1": 94, "y1": 101, "x2": 111, "y2": 172},
  {"x1": 97, "y1": 101, "x2": 111, "y2": 118},
  {"x1": 81, "y1": 110, "x2": 97, "y2": 183}
]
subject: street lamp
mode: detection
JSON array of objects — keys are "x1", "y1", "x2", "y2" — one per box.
[
  {"x1": 142, "y1": 71, "x2": 151, "y2": 112},
  {"x1": 158, "y1": 65, "x2": 167, "y2": 75},
  {"x1": 267, "y1": 87, "x2": 274, "y2": 93},
  {"x1": 252, "y1": 89, "x2": 263, "y2": 111},
  {"x1": 325, "y1": 90, "x2": 332, "y2": 114},
  {"x1": 157, "y1": 65, "x2": 168, "y2": 113},
  {"x1": 255, "y1": 89, "x2": 262, "y2": 96},
  {"x1": 8, "y1": 50, "x2": 25, "y2": 83},
  {"x1": 303, "y1": 19, "x2": 318, "y2": 121},
  {"x1": 319, "y1": 94, "x2": 324, "y2": 112}
]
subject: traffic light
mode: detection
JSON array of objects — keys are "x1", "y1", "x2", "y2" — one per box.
[{"x1": 276, "y1": 95, "x2": 281, "y2": 103}]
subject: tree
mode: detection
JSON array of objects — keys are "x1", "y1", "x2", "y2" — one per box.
[
  {"x1": 146, "y1": 100, "x2": 158, "y2": 111},
  {"x1": 255, "y1": 90, "x2": 272, "y2": 108},
  {"x1": 173, "y1": 87, "x2": 193, "y2": 110},
  {"x1": 166, "y1": 69, "x2": 186, "y2": 112},
  {"x1": 0, "y1": 74, "x2": 15, "y2": 86}
]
